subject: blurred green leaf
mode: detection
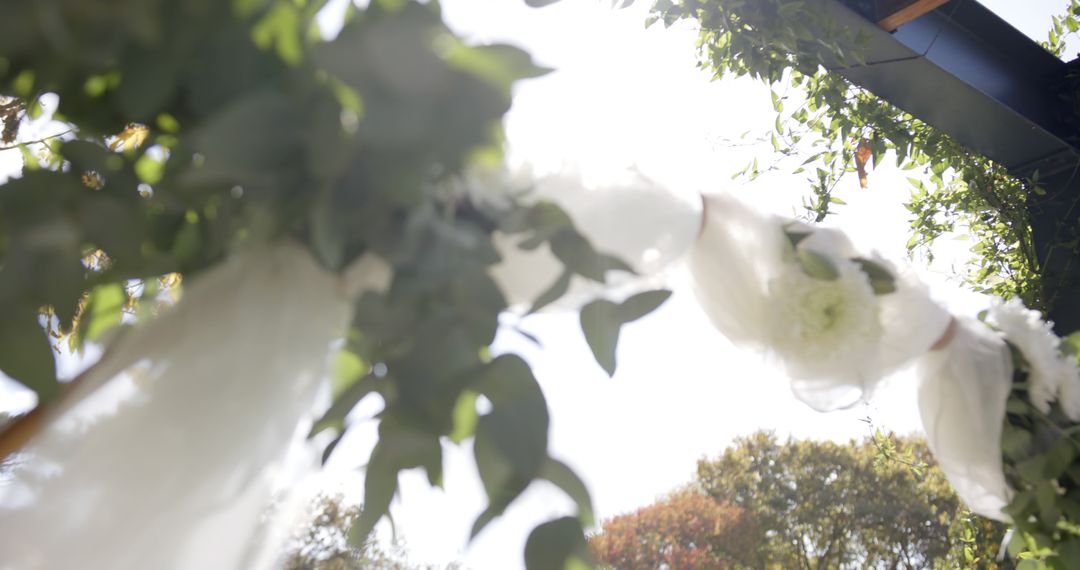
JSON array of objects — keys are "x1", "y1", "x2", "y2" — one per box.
[
  {"x1": 524, "y1": 517, "x2": 593, "y2": 570},
  {"x1": 540, "y1": 458, "x2": 595, "y2": 526},
  {"x1": 330, "y1": 349, "x2": 366, "y2": 398},
  {"x1": 0, "y1": 308, "x2": 58, "y2": 401},
  {"x1": 797, "y1": 248, "x2": 839, "y2": 281},
  {"x1": 350, "y1": 419, "x2": 442, "y2": 546},
  {"x1": 450, "y1": 389, "x2": 479, "y2": 444},
  {"x1": 581, "y1": 290, "x2": 671, "y2": 376},
  {"x1": 852, "y1": 257, "x2": 896, "y2": 295},
  {"x1": 528, "y1": 269, "x2": 572, "y2": 314},
  {"x1": 83, "y1": 284, "x2": 126, "y2": 343}
]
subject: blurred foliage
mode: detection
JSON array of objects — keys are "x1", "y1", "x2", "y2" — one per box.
[
  {"x1": 649, "y1": 0, "x2": 1042, "y2": 308},
  {"x1": 995, "y1": 337, "x2": 1080, "y2": 570},
  {"x1": 588, "y1": 491, "x2": 761, "y2": 569},
  {"x1": 0, "y1": 0, "x2": 661, "y2": 566},
  {"x1": 283, "y1": 494, "x2": 463, "y2": 570},
  {"x1": 588, "y1": 432, "x2": 1006, "y2": 569}
]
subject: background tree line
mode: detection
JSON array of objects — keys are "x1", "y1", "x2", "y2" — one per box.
[{"x1": 587, "y1": 432, "x2": 1007, "y2": 569}]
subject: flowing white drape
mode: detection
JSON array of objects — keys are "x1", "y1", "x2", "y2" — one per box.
[
  {"x1": 916, "y1": 316, "x2": 1014, "y2": 521},
  {"x1": 0, "y1": 242, "x2": 389, "y2": 570},
  {"x1": 490, "y1": 170, "x2": 701, "y2": 309}
]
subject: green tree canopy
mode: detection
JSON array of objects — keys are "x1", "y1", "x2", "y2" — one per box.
[{"x1": 588, "y1": 432, "x2": 1006, "y2": 570}]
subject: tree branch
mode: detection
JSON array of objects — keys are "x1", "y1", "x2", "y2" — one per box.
[{"x1": 0, "y1": 128, "x2": 75, "y2": 152}]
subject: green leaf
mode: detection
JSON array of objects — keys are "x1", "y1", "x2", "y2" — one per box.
[
  {"x1": 784, "y1": 227, "x2": 812, "y2": 250},
  {"x1": 528, "y1": 269, "x2": 572, "y2": 314},
  {"x1": 524, "y1": 517, "x2": 593, "y2": 570},
  {"x1": 350, "y1": 419, "x2": 442, "y2": 546},
  {"x1": 450, "y1": 390, "x2": 479, "y2": 444},
  {"x1": 579, "y1": 299, "x2": 620, "y2": 376},
  {"x1": 251, "y1": 1, "x2": 304, "y2": 65},
  {"x1": 443, "y1": 42, "x2": 552, "y2": 97},
  {"x1": 0, "y1": 308, "x2": 58, "y2": 401},
  {"x1": 471, "y1": 355, "x2": 550, "y2": 535},
  {"x1": 796, "y1": 248, "x2": 839, "y2": 280},
  {"x1": 549, "y1": 231, "x2": 608, "y2": 282},
  {"x1": 540, "y1": 458, "x2": 595, "y2": 526},
  {"x1": 83, "y1": 284, "x2": 126, "y2": 343},
  {"x1": 580, "y1": 290, "x2": 671, "y2": 376},
  {"x1": 616, "y1": 289, "x2": 672, "y2": 322},
  {"x1": 311, "y1": 377, "x2": 382, "y2": 436},
  {"x1": 1044, "y1": 437, "x2": 1078, "y2": 479},
  {"x1": 852, "y1": 257, "x2": 896, "y2": 295},
  {"x1": 330, "y1": 349, "x2": 366, "y2": 398},
  {"x1": 1062, "y1": 331, "x2": 1080, "y2": 362}
]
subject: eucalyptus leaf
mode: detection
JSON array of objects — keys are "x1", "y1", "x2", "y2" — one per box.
[
  {"x1": 528, "y1": 269, "x2": 572, "y2": 314},
  {"x1": 852, "y1": 257, "x2": 897, "y2": 295},
  {"x1": 0, "y1": 308, "x2": 58, "y2": 401},
  {"x1": 796, "y1": 248, "x2": 839, "y2": 281},
  {"x1": 540, "y1": 458, "x2": 595, "y2": 526},
  {"x1": 524, "y1": 517, "x2": 593, "y2": 570},
  {"x1": 579, "y1": 299, "x2": 620, "y2": 376},
  {"x1": 450, "y1": 390, "x2": 479, "y2": 444}
]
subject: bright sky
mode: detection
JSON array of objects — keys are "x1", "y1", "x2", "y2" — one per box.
[{"x1": 0, "y1": 1, "x2": 1072, "y2": 569}]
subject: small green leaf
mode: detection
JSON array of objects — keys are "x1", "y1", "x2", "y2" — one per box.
[
  {"x1": 83, "y1": 284, "x2": 126, "y2": 343},
  {"x1": 852, "y1": 257, "x2": 896, "y2": 294},
  {"x1": 350, "y1": 420, "x2": 442, "y2": 546},
  {"x1": 524, "y1": 517, "x2": 593, "y2": 570},
  {"x1": 528, "y1": 269, "x2": 572, "y2": 314},
  {"x1": 540, "y1": 458, "x2": 595, "y2": 526},
  {"x1": 580, "y1": 299, "x2": 620, "y2": 376},
  {"x1": 616, "y1": 289, "x2": 672, "y2": 322},
  {"x1": 450, "y1": 390, "x2": 479, "y2": 444},
  {"x1": 784, "y1": 227, "x2": 812, "y2": 250},
  {"x1": 796, "y1": 248, "x2": 839, "y2": 280},
  {"x1": 443, "y1": 42, "x2": 552, "y2": 97},
  {"x1": 1044, "y1": 437, "x2": 1078, "y2": 479},
  {"x1": 310, "y1": 377, "x2": 382, "y2": 436},
  {"x1": 330, "y1": 349, "x2": 366, "y2": 398},
  {"x1": 0, "y1": 308, "x2": 58, "y2": 401}
]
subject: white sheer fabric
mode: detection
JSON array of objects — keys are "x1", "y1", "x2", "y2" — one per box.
[
  {"x1": 0, "y1": 242, "x2": 390, "y2": 570},
  {"x1": 916, "y1": 316, "x2": 1014, "y2": 522},
  {"x1": 491, "y1": 171, "x2": 702, "y2": 309},
  {"x1": 690, "y1": 192, "x2": 951, "y2": 411}
]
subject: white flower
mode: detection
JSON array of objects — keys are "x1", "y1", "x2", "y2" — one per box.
[
  {"x1": 986, "y1": 297, "x2": 1077, "y2": 417},
  {"x1": 689, "y1": 192, "x2": 951, "y2": 412},
  {"x1": 766, "y1": 257, "x2": 882, "y2": 380},
  {"x1": 1060, "y1": 363, "x2": 1080, "y2": 421}
]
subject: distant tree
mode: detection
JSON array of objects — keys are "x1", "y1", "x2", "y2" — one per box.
[
  {"x1": 589, "y1": 432, "x2": 1007, "y2": 570},
  {"x1": 588, "y1": 490, "x2": 761, "y2": 570},
  {"x1": 695, "y1": 432, "x2": 1007, "y2": 570},
  {"x1": 283, "y1": 494, "x2": 462, "y2": 570}
]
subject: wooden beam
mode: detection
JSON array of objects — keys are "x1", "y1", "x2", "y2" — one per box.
[{"x1": 876, "y1": 0, "x2": 949, "y2": 31}]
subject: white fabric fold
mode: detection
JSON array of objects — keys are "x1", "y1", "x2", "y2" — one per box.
[
  {"x1": 491, "y1": 170, "x2": 702, "y2": 310},
  {"x1": 0, "y1": 242, "x2": 390, "y2": 570},
  {"x1": 916, "y1": 316, "x2": 1014, "y2": 522}
]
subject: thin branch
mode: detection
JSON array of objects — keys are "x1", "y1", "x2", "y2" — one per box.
[{"x1": 0, "y1": 128, "x2": 75, "y2": 152}]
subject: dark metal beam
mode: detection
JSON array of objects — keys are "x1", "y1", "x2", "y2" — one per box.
[{"x1": 816, "y1": 0, "x2": 1080, "y2": 332}]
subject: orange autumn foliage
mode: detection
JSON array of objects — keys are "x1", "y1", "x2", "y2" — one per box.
[{"x1": 587, "y1": 491, "x2": 761, "y2": 570}]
